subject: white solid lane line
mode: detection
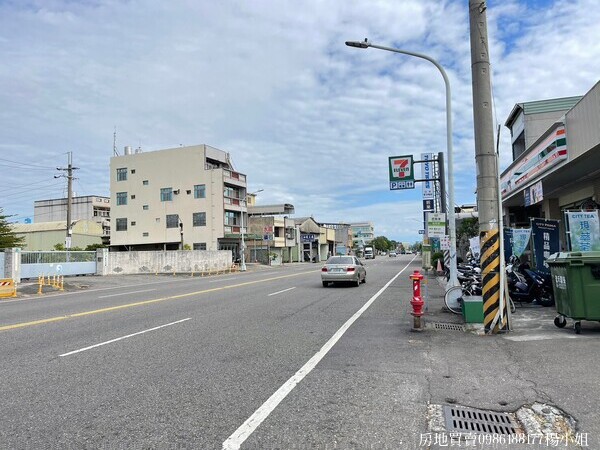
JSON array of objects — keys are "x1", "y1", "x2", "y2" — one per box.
[
  {"x1": 222, "y1": 257, "x2": 416, "y2": 450},
  {"x1": 59, "y1": 318, "x2": 191, "y2": 357},
  {"x1": 98, "y1": 288, "x2": 157, "y2": 298},
  {"x1": 268, "y1": 287, "x2": 296, "y2": 297}
]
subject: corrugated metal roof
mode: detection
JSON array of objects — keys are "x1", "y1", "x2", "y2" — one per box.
[
  {"x1": 521, "y1": 96, "x2": 582, "y2": 115},
  {"x1": 11, "y1": 221, "x2": 67, "y2": 232},
  {"x1": 505, "y1": 96, "x2": 582, "y2": 127}
]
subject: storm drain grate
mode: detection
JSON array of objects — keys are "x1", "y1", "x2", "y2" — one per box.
[
  {"x1": 443, "y1": 405, "x2": 518, "y2": 435},
  {"x1": 431, "y1": 322, "x2": 465, "y2": 332}
]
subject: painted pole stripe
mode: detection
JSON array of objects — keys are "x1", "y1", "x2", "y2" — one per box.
[
  {"x1": 481, "y1": 229, "x2": 503, "y2": 334},
  {"x1": 484, "y1": 309, "x2": 498, "y2": 324}
]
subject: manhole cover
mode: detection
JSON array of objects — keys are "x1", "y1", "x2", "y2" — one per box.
[
  {"x1": 431, "y1": 322, "x2": 465, "y2": 332},
  {"x1": 443, "y1": 405, "x2": 519, "y2": 435}
]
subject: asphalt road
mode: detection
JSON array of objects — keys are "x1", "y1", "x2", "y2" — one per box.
[{"x1": 0, "y1": 255, "x2": 421, "y2": 448}]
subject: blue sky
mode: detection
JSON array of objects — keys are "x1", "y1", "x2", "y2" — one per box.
[{"x1": 2, "y1": 0, "x2": 600, "y2": 243}]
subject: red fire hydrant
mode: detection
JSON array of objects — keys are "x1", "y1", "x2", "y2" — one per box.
[{"x1": 409, "y1": 270, "x2": 424, "y2": 331}]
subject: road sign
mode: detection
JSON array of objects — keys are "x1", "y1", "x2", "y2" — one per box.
[
  {"x1": 426, "y1": 212, "x2": 446, "y2": 238},
  {"x1": 418, "y1": 230, "x2": 425, "y2": 235},
  {"x1": 440, "y1": 235, "x2": 450, "y2": 250},
  {"x1": 389, "y1": 155, "x2": 414, "y2": 184},
  {"x1": 263, "y1": 234, "x2": 272, "y2": 241},
  {"x1": 263, "y1": 226, "x2": 273, "y2": 233},
  {"x1": 390, "y1": 180, "x2": 415, "y2": 190},
  {"x1": 423, "y1": 199, "x2": 435, "y2": 211}
]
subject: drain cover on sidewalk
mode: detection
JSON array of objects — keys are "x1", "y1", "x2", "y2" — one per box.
[
  {"x1": 430, "y1": 322, "x2": 465, "y2": 332},
  {"x1": 443, "y1": 404, "x2": 518, "y2": 435}
]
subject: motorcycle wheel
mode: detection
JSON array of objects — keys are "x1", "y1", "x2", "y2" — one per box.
[{"x1": 539, "y1": 290, "x2": 555, "y2": 307}]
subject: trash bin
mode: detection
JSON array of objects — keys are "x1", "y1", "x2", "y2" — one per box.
[{"x1": 547, "y1": 251, "x2": 600, "y2": 334}]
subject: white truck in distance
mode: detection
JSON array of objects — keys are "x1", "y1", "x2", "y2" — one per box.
[{"x1": 363, "y1": 246, "x2": 375, "y2": 259}]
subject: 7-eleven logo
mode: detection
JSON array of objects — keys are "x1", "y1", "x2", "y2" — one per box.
[{"x1": 393, "y1": 159, "x2": 410, "y2": 178}]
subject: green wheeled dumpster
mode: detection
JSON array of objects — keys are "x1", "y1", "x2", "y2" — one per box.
[{"x1": 547, "y1": 252, "x2": 600, "y2": 334}]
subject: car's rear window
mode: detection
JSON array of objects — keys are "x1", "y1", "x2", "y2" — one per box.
[{"x1": 326, "y1": 256, "x2": 354, "y2": 264}]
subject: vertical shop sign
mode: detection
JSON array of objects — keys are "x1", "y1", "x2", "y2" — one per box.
[
  {"x1": 511, "y1": 228, "x2": 532, "y2": 258},
  {"x1": 531, "y1": 218, "x2": 560, "y2": 273},
  {"x1": 566, "y1": 211, "x2": 600, "y2": 251}
]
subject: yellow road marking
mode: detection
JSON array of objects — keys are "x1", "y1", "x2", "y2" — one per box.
[{"x1": 0, "y1": 270, "x2": 318, "y2": 333}]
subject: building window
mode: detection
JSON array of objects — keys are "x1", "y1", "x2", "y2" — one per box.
[
  {"x1": 166, "y1": 214, "x2": 179, "y2": 228},
  {"x1": 160, "y1": 187, "x2": 173, "y2": 202},
  {"x1": 143, "y1": 205, "x2": 149, "y2": 210},
  {"x1": 131, "y1": 169, "x2": 136, "y2": 174},
  {"x1": 143, "y1": 180, "x2": 149, "y2": 186},
  {"x1": 194, "y1": 184, "x2": 206, "y2": 199},
  {"x1": 131, "y1": 194, "x2": 136, "y2": 200},
  {"x1": 156, "y1": 218, "x2": 160, "y2": 223},
  {"x1": 115, "y1": 218, "x2": 127, "y2": 231},
  {"x1": 193, "y1": 243, "x2": 207, "y2": 250},
  {"x1": 143, "y1": 232, "x2": 149, "y2": 237},
  {"x1": 224, "y1": 211, "x2": 237, "y2": 226},
  {"x1": 116, "y1": 192, "x2": 127, "y2": 206},
  {"x1": 116, "y1": 168, "x2": 127, "y2": 181},
  {"x1": 223, "y1": 186, "x2": 237, "y2": 199},
  {"x1": 193, "y1": 212, "x2": 206, "y2": 227},
  {"x1": 131, "y1": 221, "x2": 136, "y2": 226}
]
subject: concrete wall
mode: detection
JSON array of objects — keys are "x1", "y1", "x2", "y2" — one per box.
[{"x1": 96, "y1": 249, "x2": 232, "y2": 275}]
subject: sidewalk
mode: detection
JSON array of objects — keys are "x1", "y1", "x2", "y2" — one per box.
[{"x1": 411, "y1": 270, "x2": 598, "y2": 449}]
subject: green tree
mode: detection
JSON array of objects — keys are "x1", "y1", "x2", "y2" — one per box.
[
  {"x1": 370, "y1": 236, "x2": 393, "y2": 252},
  {"x1": 457, "y1": 218, "x2": 479, "y2": 258},
  {"x1": 85, "y1": 243, "x2": 106, "y2": 251},
  {"x1": 0, "y1": 209, "x2": 25, "y2": 249}
]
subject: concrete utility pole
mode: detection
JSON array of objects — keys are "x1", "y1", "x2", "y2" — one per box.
[
  {"x1": 56, "y1": 152, "x2": 78, "y2": 250},
  {"x1": 469, "y1": 1, "x2": 507, "y2": 333}
]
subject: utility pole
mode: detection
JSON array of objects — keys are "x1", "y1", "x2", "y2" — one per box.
[
  {"x1": 56, "y1": 152, "x2": 78, "y2": 252},
  {"x1": 469, "y1": 1, "x2": 507, "y2": 333}
]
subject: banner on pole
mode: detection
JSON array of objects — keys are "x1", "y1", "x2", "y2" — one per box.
[
  {"x1": 469, "y1": 236, "x2": 480, "y2": 258},
  {"x1": 511, "y1": 228, "x2": 532, "y2": 258},
  {"x1": 566, "y1": 211, "x2": 600, "y2": 251},
  {"x1": 531, "y1": 218, "x2": 560, "y2": 273},
  {"x1": 421, "y1": 153, "x2": 434, "y2": 199}
]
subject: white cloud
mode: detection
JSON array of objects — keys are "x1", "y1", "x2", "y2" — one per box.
[{"x1": 1, "y1": 0, "x2": 600, "y2": 242}]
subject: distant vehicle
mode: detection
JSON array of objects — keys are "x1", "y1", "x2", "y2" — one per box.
[
  {"x1": 321, "y1": 256, "x2": 366, "y2": 287},
  {"x1": 389, "y1": 251, "x2": 397, "y2": 257},
  {"x1": 363, "y1": 246, "x2": 375, "y2": 259}
]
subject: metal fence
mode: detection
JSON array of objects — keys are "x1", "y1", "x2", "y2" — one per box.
[{"x1": 21, "y1": 251, "x2": 96, "y2": 264}]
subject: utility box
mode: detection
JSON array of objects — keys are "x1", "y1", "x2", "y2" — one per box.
[
  {"x1": 547, "y1": 252, "x2": 600, "y2": 321},
  {"x1": 462, "y1": 295, "x2": 484, "y2": 323}
]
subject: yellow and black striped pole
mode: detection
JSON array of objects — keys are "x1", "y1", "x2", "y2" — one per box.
[{"x1": 481, "y1": 229, "x2": 508, "y2": 333}]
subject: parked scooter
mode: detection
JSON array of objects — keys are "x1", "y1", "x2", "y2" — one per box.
[{"x1": 506, "y1": 257, "x2": 554, "y2": 306}]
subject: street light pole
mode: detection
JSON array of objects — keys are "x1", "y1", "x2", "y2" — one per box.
[
  {"x1": 240, "y1": 189, "x2": 263, "y2": 272},
  {"x1": 345, "y1": 39, "x2": 459, "y2": 287}
]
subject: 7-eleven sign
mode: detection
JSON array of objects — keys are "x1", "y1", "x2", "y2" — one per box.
[{"x1": 389, "y1": 155, "x2": 415, "y2": 190}]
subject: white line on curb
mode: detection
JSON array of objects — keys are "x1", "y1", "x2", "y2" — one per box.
[
  {"x1": 222, "y1": 256, "x2": 416, "y2": 450},
  {"x1": 59, "y1": 318, "x2": 191, "y2": 357}
]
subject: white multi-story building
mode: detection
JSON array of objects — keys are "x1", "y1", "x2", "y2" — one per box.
[
  {"x1": 350, "y1": 222, "x2": 374, "y2": 248},
  {"x1": 109, "y1": 144, "x2": 247, "y2": 253}
]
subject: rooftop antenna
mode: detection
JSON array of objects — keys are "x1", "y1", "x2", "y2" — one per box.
[{"x1": 113, "y1": 126, "x2": 119, "y2": 156}]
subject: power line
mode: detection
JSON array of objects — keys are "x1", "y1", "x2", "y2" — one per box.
[{"x1": 0, "y1": 157, "x2": 56, "y2": 169}]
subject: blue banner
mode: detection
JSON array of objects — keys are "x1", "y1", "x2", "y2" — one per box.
[
  {"x1": 531, "y1": 218, "x2": 560, "y2": 273},
  {"x1": 503, "y1": 228, "x2": 512, "y2": 263}
]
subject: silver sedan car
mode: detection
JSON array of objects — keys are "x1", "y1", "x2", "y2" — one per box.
[{"x1": 321, "y1": 255, "x2": 366, "y2": 287}]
